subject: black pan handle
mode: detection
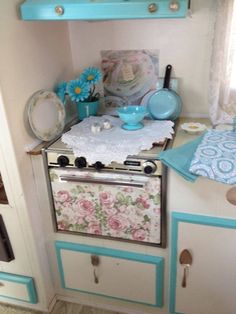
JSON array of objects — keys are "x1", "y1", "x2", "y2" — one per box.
[{"x1": 163, "y1": 64, "x2": 172, "y2": 89}]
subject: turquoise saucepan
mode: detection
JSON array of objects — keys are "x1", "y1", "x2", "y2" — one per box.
[{"x1": 147, "y1": 65, "x2": 182, "y2": 120}]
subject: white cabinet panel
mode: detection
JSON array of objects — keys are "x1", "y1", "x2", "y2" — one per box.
[
  {"x1": 170, "y1": 212, "x2": 236, "y2": 314},
  {"x1": 0, "y1": 272, "x2": 37, "y2": 304},
  {"x1": 56, "y1": 241, "x2": 164, "y2": 307}
]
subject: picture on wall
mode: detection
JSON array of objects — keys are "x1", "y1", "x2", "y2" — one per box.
[{"x1": 100, "y1": 49, "x2": 159, "y2": 114}]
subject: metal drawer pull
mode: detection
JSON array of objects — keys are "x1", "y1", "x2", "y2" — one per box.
[
  {"x1": 59, "y1": 176, "x2": 145, "y2": 188},
  {"x1": 169, "y1": 1, "x2": 180, "y2": 11},
  {"x1": 179, "y1": 249, "x2": 193, "y2": 288},
  {"x1": 148, "y1": 3, "x2": 158, "y2": 13},
  {"x1": 91, "y1": 255, "x2": 100, "y2": 284},
  {"x1": 55, "y1": 6, "x2": 64, "y2": 15}
]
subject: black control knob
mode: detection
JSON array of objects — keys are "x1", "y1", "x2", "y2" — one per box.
[
  {"x1": 75, "y1": 157, "x2": 87, "y2": 169},
  {"x1": 143, "y1": 161, "x2": 157, "y2": 175},
  {"x1": 57, "y1": 155, "x2": 69, "y2": 167},
  {"x1": 93, "y1": 161, "x2": 105, "y2": 171}
]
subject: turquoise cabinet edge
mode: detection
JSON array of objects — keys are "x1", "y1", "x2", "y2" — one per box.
[
  {"x1": 55, "y1": 240, "x2": 164, "y2": 307},
  {"x1": 169, "y1": 212, "x2": 236, "y2": 314},
  {"x1": 20, "y1": 0, "x2": 189, "y2": 21},
  {"x1": 0, "y1": 272, "x2": 37, "y2": 304}
]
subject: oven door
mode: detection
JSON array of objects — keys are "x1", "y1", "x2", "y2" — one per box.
[{"x1": 49, "y1": 168, "x2": 163, "y2": 245}]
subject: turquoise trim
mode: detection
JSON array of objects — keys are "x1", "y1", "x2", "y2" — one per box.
[
  {"x1": 20, "y1": 0, "x2": 189, "y2": 21},
  {"x1": 55, "y1": 241, "x2": 164, "y2": 307},
  {"x1": 169, "y1": 212, "x2": 236, "y2": 314},
  {"x1": 0, "y1": 272, "x2": 37, "y2": 304}
]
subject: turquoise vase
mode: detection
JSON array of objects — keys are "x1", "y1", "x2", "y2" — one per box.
[{"x1": 77, "y1": 100, "x2": 100, "y2": 120}]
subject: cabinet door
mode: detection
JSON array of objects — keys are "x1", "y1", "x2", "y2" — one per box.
[
  {"x1": 55, "y1": 241, "x2": 164, "y2": 307},
  {"x1": 170, "y1": 212, "x2": 236, "y2": 314}
]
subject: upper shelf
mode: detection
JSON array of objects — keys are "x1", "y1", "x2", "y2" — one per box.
[{"x1": 20, "y1": 0, "x2": 190, "y2": 21}]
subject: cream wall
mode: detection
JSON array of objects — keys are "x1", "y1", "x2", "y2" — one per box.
[
  {"x1": 0, "y1": 1, "x2": 74, "y2": 310},
  {"x1": 68, "y1": 0, "x2": 216, "y2": 117}
]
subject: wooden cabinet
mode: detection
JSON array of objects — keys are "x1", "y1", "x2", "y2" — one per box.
[
  {"x1": 170, "y1": 212, "x2": 236, "y2": 314},
  {"x1": 55, "y1": 241, "x2": 164, "y2": 307}
]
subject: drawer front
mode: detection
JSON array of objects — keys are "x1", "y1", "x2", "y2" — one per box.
[
  {"x1": 0, "y1": 272, "x2": 37, "y2": 304},
  {"x1": 55, "y1": 241, "x2": 164, "y2": 307}
]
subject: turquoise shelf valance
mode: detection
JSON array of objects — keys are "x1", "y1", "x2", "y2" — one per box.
[{"x1": 20, "y1": 0, "x2": 190, "y2": 21}]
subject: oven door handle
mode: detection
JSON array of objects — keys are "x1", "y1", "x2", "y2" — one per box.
[{"x1": 59, "y1": 176, "x2": 145, "y2": 188}]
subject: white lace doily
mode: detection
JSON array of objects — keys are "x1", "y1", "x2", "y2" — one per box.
[{"x1": 62, "y1": 115, "x2": 174, "y2": 165}]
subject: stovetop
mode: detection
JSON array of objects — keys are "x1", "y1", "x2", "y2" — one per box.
[
  {"x1": 44, "y1": 135, "x2": 170, "y2": 176},
  {"x1": 46, "y1": 136, "x2": 168, "y2": 159}
]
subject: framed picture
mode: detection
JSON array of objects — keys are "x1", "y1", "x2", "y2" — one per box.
[{"x1": 100, "y1": 49, "x2": 159, "y2": 114}]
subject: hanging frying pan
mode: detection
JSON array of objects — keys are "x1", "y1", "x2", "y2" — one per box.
[{"x1": 147, "y1": 65, "x2": 182, "y2": 120}]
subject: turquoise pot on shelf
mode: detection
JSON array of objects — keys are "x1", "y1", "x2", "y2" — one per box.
[{"x1": 77, "y1": 100, "x2": 100, "y2": 120}]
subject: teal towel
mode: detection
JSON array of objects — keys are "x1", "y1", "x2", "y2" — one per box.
[{"x1": 158, "y1": 135, "x2": 204, "y2": 182}]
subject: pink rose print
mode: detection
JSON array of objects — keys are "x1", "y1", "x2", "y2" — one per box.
[
  {"x1": 122, "y1": 187, "x2": 134, "y2": 193},
  {"x1": 146, "y1": 178, "x2": 161, "y2": 194},
  {"x1": 104, "y1": 207, "x2": 117, "y2": 216},
  {"x1": 57, "y1": 221, "x2": 67, "y2": 230},
  {"x1": 76, "y1": 217, "x2": 85, "y2": 225},
  {"x1": 74, "y1": 199, "x2": 94, "y2": 217},
  {"x1": 136, "y1": 195, "x2": 150, "y2": 209},
  {"x1": 108, "y1": 214, "x2": 128, "y2": 231},
  {"x1": 85, "y1": 215, "x2": 96, "y2": 223},
  {"x1": 99, "y1": 191, "x2": 115, "y2": 209},
  {"x1": 63, "y1": 201, "x2": 73, "y2": 209},
  {"x1": 132, "y1": 229, "x2": 147, "y2": 241},
  {"x1": 154, "y1": 207, "x2": 160, "y2": 214},
  {"x1": 88, "y1": 222, "x2": 102, "y2": 235},
  {"x1": 119, "y1": 205, "x2": 127, "y2": 213},
  {"x1": 56, "y1": 190, "x2": 71, "y2": 203}
]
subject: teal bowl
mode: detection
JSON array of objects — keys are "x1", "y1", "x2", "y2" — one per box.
[{"x1": 117, "y1": 106, "x2": 147, "y2": 130}]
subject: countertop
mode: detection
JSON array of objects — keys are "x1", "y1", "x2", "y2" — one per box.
[
  {"x1": 27, "y1": 117, "x2": 211, "y2": 155},
  {"x1": 172, "y1": 117, "x2": 211, "y2": 148}
]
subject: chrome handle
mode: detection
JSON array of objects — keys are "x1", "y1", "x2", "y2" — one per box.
[
  {"x1": 148, "y1": 3, "x2": 158, "y2": 13},
  {"x1": 169, "y1": 1, "x2": 180, "y2": 11},
  {"x1": 59, "y1": 176, "x2": 145, "y2": 188},
  {"x1": 55, "y1": 5, "x2": 64, "y2": 15}
]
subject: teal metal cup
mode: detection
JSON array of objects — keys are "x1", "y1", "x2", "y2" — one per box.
[{"x1": 77, "y1": 100, "x2": 99, "y2": 120}]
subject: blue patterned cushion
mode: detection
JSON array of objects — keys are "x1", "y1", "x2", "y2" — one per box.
[{"x1": 189, "y1": 130, "x2": 236, "y2": 185}]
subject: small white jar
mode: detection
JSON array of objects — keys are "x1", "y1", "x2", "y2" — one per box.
[
  {"x1": 91, "y1": 123, "x2": 102, "y2": 134},
  {"x1": 103, "y1": 119, "x2": 112, "y2": 130}
]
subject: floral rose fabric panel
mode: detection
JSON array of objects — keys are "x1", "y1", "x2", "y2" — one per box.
[{"x1": 51, "y1": 170, "x2": 161, "y2": 244}]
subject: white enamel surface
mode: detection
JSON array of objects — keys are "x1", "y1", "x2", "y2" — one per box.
[
  {"x1": 175, "y1": 222, "x2": 236, "y2": 314},
  {"x1": 61, "y1": 249, "x2": 157, "y2": 304}
]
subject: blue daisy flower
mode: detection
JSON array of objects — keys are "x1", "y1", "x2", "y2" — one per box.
[
  {"x1": 80, "y1": 67, "x2": 102, "y2": 85},
  {"x1": 67, "y1": 79, "x2": 90, "y2": 102},
  {"x1": 55, "y1": 81, "x2": 67, "y2": 103}
]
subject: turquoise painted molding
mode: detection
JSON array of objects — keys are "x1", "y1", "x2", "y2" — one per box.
[
  {"x1": 169, "y1": 212, "x2": 236, "y2": 314},
  {"x1": 55, "y1": 240, "x2": 164, "y2": 307},
  {"x1": 21, "y1": 0, "x2": 189, "y2": 21},
  {"x1": 0, "y1": 272, "x2": 37, "y2": 304}
]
